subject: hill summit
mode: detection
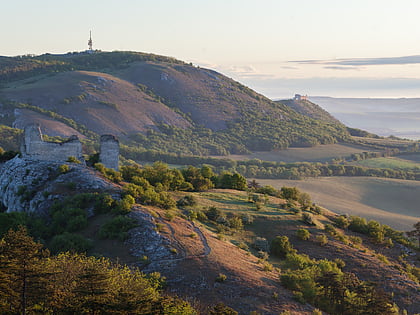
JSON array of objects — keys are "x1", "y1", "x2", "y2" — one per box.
[{"x1": 0, "y1": 51, "x2": 349, "y2": 155}]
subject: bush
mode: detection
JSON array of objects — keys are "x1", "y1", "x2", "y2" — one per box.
[
  {"x1": 49, "y1": 232, "x2": 93, "y2": 254},
  {"x1": 334, "y1": 215, "x2": 350, "y2": 229},
  {"x1": 315, "y1": 234, "x2": 328, "y2": 246},
  {"x1": 99, "y1": 215, "x2": 138, "y2": 240},
  {"x1": 270, "y1": 236, "x2": 296, "y2": 258},
  {"x1": 66, "y1": 156, "x2": 81, "y2": 164},
  {"x1": 58, "y1": 164, "x2": 70, "y2": 174},
  {"x1": 206, "y1": 206, "x2": 221, "y2": 221},
  {"x1": 176, "y1": 195, "x2": 197, "y2": 207},
  {"x1": 254, "y1": 237, "x2": 269, "y2": 252},
  {"x1": 296, "y1": 228, "x2": 310, "y2": 240},
  {"x1": 114, "y1": 195, "x2": 135, "y2": 214},
  {"x1": 215, "y1": 273, "x2": 227, "y2": 282},
  {"x1": 302, "y1": 212, "x2": 315, "y2": 225}
]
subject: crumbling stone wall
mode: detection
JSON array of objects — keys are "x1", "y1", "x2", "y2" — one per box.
[
  {"x1": 99, "y1": 135, "x2": 119, "y2": 170},
  {"x1": 22, "y1": 124, "x2": 83, "y2": 162}
]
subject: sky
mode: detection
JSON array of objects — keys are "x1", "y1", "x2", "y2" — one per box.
[{"x1": 3, "y1": 0, "x2": 420, "y2": 98}]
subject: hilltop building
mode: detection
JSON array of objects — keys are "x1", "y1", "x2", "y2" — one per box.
[{"x1": 294, "y1": 94, "x2": 308, "y2": 101}]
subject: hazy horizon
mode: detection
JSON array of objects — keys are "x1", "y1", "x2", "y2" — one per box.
[{"x1": 3, "y1": 1, "x2": 420, "y2": 99}]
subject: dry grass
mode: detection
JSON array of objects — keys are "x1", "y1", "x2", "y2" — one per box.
[
  {"x1": 212, "y1": 143, "x2": 379, "y2": 163},
  {"x1": 256, "y1": 177, "x2": 420, "y2": 231}
]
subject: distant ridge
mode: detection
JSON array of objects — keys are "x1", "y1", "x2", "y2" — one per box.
[{"x1": 0, "y1": 51, "x2": 350, "y2": 155}]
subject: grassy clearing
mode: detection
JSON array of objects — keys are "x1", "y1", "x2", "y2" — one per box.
[
  {"x1": 212, "y1": 143, "x2": 379, "y2": 163},
  {"x1": 352, "y1": 157, "x2": 419, "y2": 170},
  {"x1": 256, "y1": 177, "x2": 420, "y2": 231}
]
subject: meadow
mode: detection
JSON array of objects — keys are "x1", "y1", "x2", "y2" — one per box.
[
  {"x1": 215, "y1": 143, "x2": 378, "y2": 163},
  {"x1": 256, "y1": 177, "x2": 420, "y2": 231}
]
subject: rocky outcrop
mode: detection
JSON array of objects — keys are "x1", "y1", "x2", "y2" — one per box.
[{"x1": 0, "y1": 156, "x2": 119, "y2": 215}]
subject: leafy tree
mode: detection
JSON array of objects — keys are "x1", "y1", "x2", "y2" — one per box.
[
  {"x1": 209, "y1": 302, "x2": 238, "y2": 315},
  {"x1": 296, "y1": 228, "x2": 311, "y2": 240},
  {"x1": 406, "y1": 221, "x2": 420, "y2": 245},
  {"x1": 0, "y1": 227, "x2": 48, "y2": 314},
  {"x1": 270, "y1": 236, "x2": 296, "y2": 258}
]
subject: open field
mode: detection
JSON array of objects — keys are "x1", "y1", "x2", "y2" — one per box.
[
  {"x1": 256, "y1": 177, "x2": 420, "y2": 231},
  {"x1": 352, "y1": 156, "x2": 420, "y2": 170},
  {"x1": 213, "y1": 143, "x2": 379, "y2": 163}
]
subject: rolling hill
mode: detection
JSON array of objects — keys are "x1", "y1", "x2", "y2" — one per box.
[{"x1": 0, "y1": 51, "x2": 350, "y2": 155}]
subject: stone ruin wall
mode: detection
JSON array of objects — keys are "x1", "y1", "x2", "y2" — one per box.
[
  {"x1": 22, "y1": 125, "x2": 84, "y2": 162},
  {"x1": 22, "y1": 125, "x2": 120, "y2": 170},
  {"x1": 99, "y1": 135, "x2": 119, "y2": 171}
]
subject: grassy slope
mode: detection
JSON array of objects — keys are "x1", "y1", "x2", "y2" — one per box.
[
  {"x1": 170, "y1": 189, "x2": 419, "y2": 313},
  {"x1": 353, "y1": 156, "x2": 420, "y2": 170},
  {"x1": 256, "y1": 177, "x2": 420, "y2": 231},
  {"x1": 0, "y1": 52, "x2": 350, "y2": 155},
  {"x1": 213, "y1": 143, "x2": 379, "y2": 163}
]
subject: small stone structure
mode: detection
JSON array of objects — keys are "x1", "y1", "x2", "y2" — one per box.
[
  {"x1": 294, "y1": 94, "x2": 308, "y2": 101},
  {"x1": 22, "y1": 124, "x2": 120, "y2": 170},
  {"x1": 22, "y1": 124, "x2": 84, "y2": 162},
  {"x1": 99, "y1": 135, "x2": 119, "y2": 171}
]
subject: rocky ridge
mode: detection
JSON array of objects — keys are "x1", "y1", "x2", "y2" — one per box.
[{"x1": 0, "y1": 156, "x2": 119, "y2": 215}]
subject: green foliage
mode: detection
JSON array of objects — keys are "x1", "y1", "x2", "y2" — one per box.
[
  {"x1": 316, "y1": 234, "x2": 328, "y2": 246},
  {"x1": 280, "y1": 251, "x2": 398, "y2": 315},
  {"x1": 296, "y1": 228, "x2": 311, "y2": 240},
  {"x1": 270, "y1": 236, "x2": 296, "y2": 258},
  {"x1": 176, "y1": 194, "x2": 197, "y2": 207},
  {"x1": 334, "y1": 215, "x2": 350, "y2": 229},
  {"x1": 58, "y1": 164, "x2": 70, "y2": 174},
  {"x1": 215, "y1": 273, "x2": 227, "y2": 282},
  {"x1": 209, "y1": 302, "x2": 238, "y2": 315},
  {"x1": 98, "y1": 215, "x2": 138, "y2": 241},
  {"x1": 0, "y1": 212, "x2": 28, "y2": 236},
  {"x1": 94, "y1": 163, "x2": 122, "y2": 183},
  {"x1": 49, "y1": 232, "x2": 93, "y2": 254},
  {"x1": 0, "y1": 228, "x2": 196, "y2": 314},
  {"x1": 114, "y1": 194, "x2": 135, "y2": 214},
  {"x1": 66, "y1": 156, "x2": 81, "y2": 164}
]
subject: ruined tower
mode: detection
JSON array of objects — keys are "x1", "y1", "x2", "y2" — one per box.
[
  {"x1": 22, "y1": 124, "x2": 83, "y2": 162},
  {"x1": 99, "y1": 135, "x2": 119, "y2": 171}
]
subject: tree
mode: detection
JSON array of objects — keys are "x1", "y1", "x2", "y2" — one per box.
[
  {"x1": 209, "y1": 302, "x2": 238, "y2": 315},
  {"x1": 296, "y1": 229, "x2": 311, "y2": 240},
  {"x1": 270, "y1": 236, "x2": 296, "y2": 258},
  {"x1": 406, "y1": 221, "x2": 420, "y2": 245},
  {"x1": 0, "y1": 226, "x2": 48, "y2": 314}
]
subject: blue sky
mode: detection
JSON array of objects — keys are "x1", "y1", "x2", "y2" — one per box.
[{"x1": 3, "y1": 0, "x2": 420, "y2": 98}]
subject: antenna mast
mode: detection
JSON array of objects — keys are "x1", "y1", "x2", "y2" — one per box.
[{"x1": 88, "y1": 31, "x2": 93, "y2": 51}]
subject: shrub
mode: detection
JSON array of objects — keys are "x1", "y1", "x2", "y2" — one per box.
[
  {"x1": 114, "y1": 195, "x2": 135, "y2": 214},
  {"x1": 302, "y1": 212, "x2": 315, "y2": 225},
  {"x1": 316, "y1": 234, "x2": 328, "y2": 246},
  {"x1": 66, "y1": 156, "x2": 81, "y2": 164},
  {"x1": 296, "y1": 228, "x2": 310, "y2": 240},
  {"x1": 215, "y1": 273, "x2": 227, "y2": 282},
  {"x1": 254, "y1": 237, "x2": 269, "y2": 252},
  {"x1": 49, "y1": 232, "x2": 92, "y2": 254},
  {"x1": 58, "y1": 164, "x2": 70, "y2": 174},
  {"x1": 270, "y1": 236, "x2": 296, "y2": 258},
  {"x1": 228, "y1": 216, "x2": 243, "y2": 230},
  {"x1": 334, "y1": 215, "x2": 350, "y2": 229},
  {"x1": 206, "y1": 206, "x2": 221, "y2": 221},
  {"x1": 241, "y1": 213, "x2": 254, "y2": 225},
  {"x1": 257, "y1": 251, "x2": 269, "y2": 260},
  {"x1": 99, "y1": 215, "x2": 138, "y2": 240},
  {"x1": 176, "y1": 195, "x2": 197, "y2": 207}
]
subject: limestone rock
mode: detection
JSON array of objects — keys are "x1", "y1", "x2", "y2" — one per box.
[{"x1": 0, "y1": 156, "x2": 119, "y2": 215}]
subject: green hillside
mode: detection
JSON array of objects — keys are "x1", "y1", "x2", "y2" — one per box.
[{"x1": 0, "y1": 51, "x2": 350, "y2": 156}]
